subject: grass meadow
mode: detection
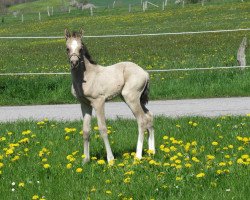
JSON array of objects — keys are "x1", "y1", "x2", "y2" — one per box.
[
  {"x1": 0, "y1": 1, "x2": 250, "y2": 105},
  {"x1": 0, "y1": 116, "x2": 250, "y2": 199},
  {"x1": 0, "y1": 116, "x2": 249, "y2": 199}
]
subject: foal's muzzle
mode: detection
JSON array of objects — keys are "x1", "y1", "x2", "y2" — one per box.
[{"x1": 69, "y1": 54, "x2": 81, "y2": 69}]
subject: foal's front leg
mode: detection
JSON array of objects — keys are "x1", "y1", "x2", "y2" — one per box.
[
  {"x1": 92, "y1": 98, "x2": 114, "y2": 163},
  {"x1": 81, "y1": 103, "x2": 92, "y2": 164}
]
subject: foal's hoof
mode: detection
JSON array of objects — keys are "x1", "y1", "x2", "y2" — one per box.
[{"x1": 108, "y1": 159, "x2": 115, "y2": 166}]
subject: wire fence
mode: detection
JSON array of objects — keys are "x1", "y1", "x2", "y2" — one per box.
[
  {"x1": 0, "y1": 66, "x2": 249, "y2": 76},
  {"x1": 0, "y1": 28, "x2": 250, "y2": 39},
  {"x1": 0, "y1": 28, "x2": 249, "y2": 76}
]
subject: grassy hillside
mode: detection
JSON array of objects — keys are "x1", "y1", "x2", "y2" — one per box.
[{"x1": 0, "y1": 1, "x2": 250, "y2": 105}]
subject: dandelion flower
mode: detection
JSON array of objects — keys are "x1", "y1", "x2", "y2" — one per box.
[
  {"x1": 124, "y1": 177, "x2": 131, "y2": 183},
  {"x1": 106, "y1": 190, "x2": 112, "y2": 194},
  {"x1": 32, "y1": 195, "x2": 39, "y2": 200},
  {"x1": 18, "y1": 182, "x2": 25, "y2": 187},
  {"x1": 97, "y1": 160, "x2": 105, "y2": 165},
  {"x1": 43, "y1": 164, "x2": 50, "y2": 169},
  {"x1": 196, "y1": 173, "x2": 205, "y2": 178},
  {"x1": 124, "y1": 171, "x2": 135, "y2": 176},
  {"x1": 212, "y1": 141, "x2": 218, "y2": 146},
  {"x1": 65, "y1": 136, "x2": 70, "y2": 140},
  {"x1": 66, "y1": 163, "x2": 72, "y2": 169},
  {"x1": 176, "y1": 176, "x2": 182, "y2": 181},
  {"x1": 76, "y1": 168, "x2": 83, "y2": 173},
  {"x1": 91, "y1": 187, "x2": 96, "y2": 192},
  {"x1": 207, "y1": 155, "x2": 215, "y2": 160}
]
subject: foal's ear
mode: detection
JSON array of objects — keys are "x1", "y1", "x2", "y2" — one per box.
[
  {"x1": 79, "y1": 28, "x2": 84, "y2": 38},
  {"x1": 65, "y1": 29, "x2": 71, "y2": 40}
]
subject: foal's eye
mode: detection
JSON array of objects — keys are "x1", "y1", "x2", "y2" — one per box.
[{"x1": 66, "y1": 48, "x2": 69, "y2": 52}]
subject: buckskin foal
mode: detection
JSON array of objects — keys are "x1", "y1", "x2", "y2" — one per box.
[{"x1": 65, "y1": 29, "x2": 155, "y2": 163}]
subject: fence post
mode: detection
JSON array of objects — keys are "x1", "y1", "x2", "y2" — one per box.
[
  {"x1": 237, "y1": 37, "x2": 247, "y2": 70},
  {"x1": 47, "y1": 6, "x2": 50, "y2": 16},
  {"x1": 21, "y1": 14, "x2": 24, "y2": 22},
  {"x1": 69, "y1": 7, "x2": 71, "y2": 13},
  {"x1": 52, "y1": 6, "x2": 54, "y2": 16},
  {"x1": 113, "y1": 1, "x2": 116, "y2": 8},
  {"x1": 162, "y1": 1, "x2": 165, "y2": 10},
  {"x1": 165, "y1": 0, "x2": 168, "y2": 6},
  {"x1": 129, "y1": 4, "x2": 131, "y2": 12},
  {"x1": 182, "y1": 0, "x2": 185, "y2": 8},
  {"x1": 39, "y1": 12, "x2": 41, "y2": 21},
  {"x1": 90, "y1": 7, "x2": 93, "y2": 16}
]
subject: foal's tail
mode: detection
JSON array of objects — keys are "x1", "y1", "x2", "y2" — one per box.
[{"x1": 140, "y1": 79, "x2": 150, "y2": 106}]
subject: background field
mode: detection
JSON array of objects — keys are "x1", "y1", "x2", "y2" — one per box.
[
  {"x1": 0, "y1": 0, "x2": 250, "y2": 105},
  {"x1": 0, "y1": 116, "x2": 249, "y2": 199}
]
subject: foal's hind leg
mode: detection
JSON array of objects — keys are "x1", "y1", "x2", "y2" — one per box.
[
  {"x1": 142, "y1": 105, "x2": 155, "y2": 154},
  {"x1": 122, "y1": 93, "x2": 153, "y2": 159}
]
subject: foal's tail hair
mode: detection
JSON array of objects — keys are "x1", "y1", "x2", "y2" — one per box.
[{"x1": 140, "y1": 79, "x2": 150, "y2": 106}]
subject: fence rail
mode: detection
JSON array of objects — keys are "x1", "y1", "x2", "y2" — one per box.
[
  {"x1": 0, "y1": 66, "x2": 249, "y2": 76},
  {"x1": 0, "y1": 28, "x2": 249, "y2": 39}
]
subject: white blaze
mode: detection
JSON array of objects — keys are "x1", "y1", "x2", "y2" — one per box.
[{"x1": 71, "y1": 40, "x2": 78, "y2": 52}]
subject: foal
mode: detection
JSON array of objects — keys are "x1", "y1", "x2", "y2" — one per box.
[{"x1": 65, "y1": 29, "x2": 155, "y2": 163}]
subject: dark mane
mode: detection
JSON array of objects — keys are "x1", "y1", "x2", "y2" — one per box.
[{"x1": 81, "y1": 42, "x2": 97, "y2": 65}]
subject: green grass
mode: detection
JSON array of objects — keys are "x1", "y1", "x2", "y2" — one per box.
[
  {"x1": 0, "y1": 1, "x2": 249, "y2": 105},
  {"x1": 0, "y1": 116, "x2": 249, "y2": 199},
  {"x1": 1, "y1": 69, "x2": 250, "y2": 106}
]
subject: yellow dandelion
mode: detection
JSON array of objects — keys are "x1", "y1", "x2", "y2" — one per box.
[
  {"x1": 0, "y1": 163, "x2": 4, "y2": 168},
  {"x1": 185, "y1": 163, "x2": 192, "y2": 168},
  {"x1": 105, "y1": 179, "x2": 111, "y2": 184},
  {"x1": 196, "y1": 172, "x2": 205, "y2": 178},
  {"x1": 124, "y1": 177, "x2": 131, "y2": 183},
  {"x1": 66, "y1": 163, "x2": 72, "y2": 169},
  {"x1": 18, "y1": 182, "x2": 25, "y2": 187},
  {"x1": 11, "y1": 155, "x2": 20, "y2": 162},
  {"x1": 76, "y1": 168, "x2": 83, "y2": 173},
  {"x1": 212, "y1": 141, "x2": 218, "y2": 146},
  {"x1": 43, "y1": 164, "x2": 50, "y2": 169},
  {"x1": 149, "y1": 160, "x2": 156, "y2": 165},
  {"x1": 90, "y1": 187, "x2": 96, "y2": 192},
  {"x1": 118, "y1": 163, "x2": 125, "y2": 167},
  {"x1": 65, "y1": 136, "x2": 70, "y2": 140},
  {"x1": 207, "y1": 155, "x2": 215, "y2": 160},
  {"x1": 191, "y1": 157, "x2": 200, "y2": 163},
  {"x1": 176, "y1": 176, "x2": 182, "y2": 181},
  {"x1": 32, "y1": 195, "x2": 39, "y2": 200},
  {"x1": 105, "y1": 190, "x2": 112, "y2": 194},
  {"x1": 163, "y1": 136, "x2": 168, "y2": 140},
  {"x1": 147, "y1": 149, "x2": 155, "y2": 155},
  {"x1": 97, "y1": 159, "x2": 105, "y2": 165},
  {"x1": 22, "y1": 130, "x2": 31, "y2": 135},
  {"x1": 124, "y1": 171, "x2": 134, "y2": 176},
  {"x1": 216, "y1": 169, "x2": 223, "y2": 174},
  {"x1": 218, "y1": 162, "x2": 226, "y2": 167},
  {"x1": 192, "y1": 123, "x2": 198, "y2": 127}
]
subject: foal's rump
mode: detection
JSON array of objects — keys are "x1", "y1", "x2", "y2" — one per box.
[{"x1": 119, "y1": 62, "x2": 149, "y2": 103}]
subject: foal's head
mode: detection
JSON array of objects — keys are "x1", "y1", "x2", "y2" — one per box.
[{"x1": 65, "y1": 29, "x2": 84, "y2": 68}]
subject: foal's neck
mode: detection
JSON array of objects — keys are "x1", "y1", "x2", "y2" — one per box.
[{"x1": 71, "y1": 60, "x2": 85, "y2": 98}]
